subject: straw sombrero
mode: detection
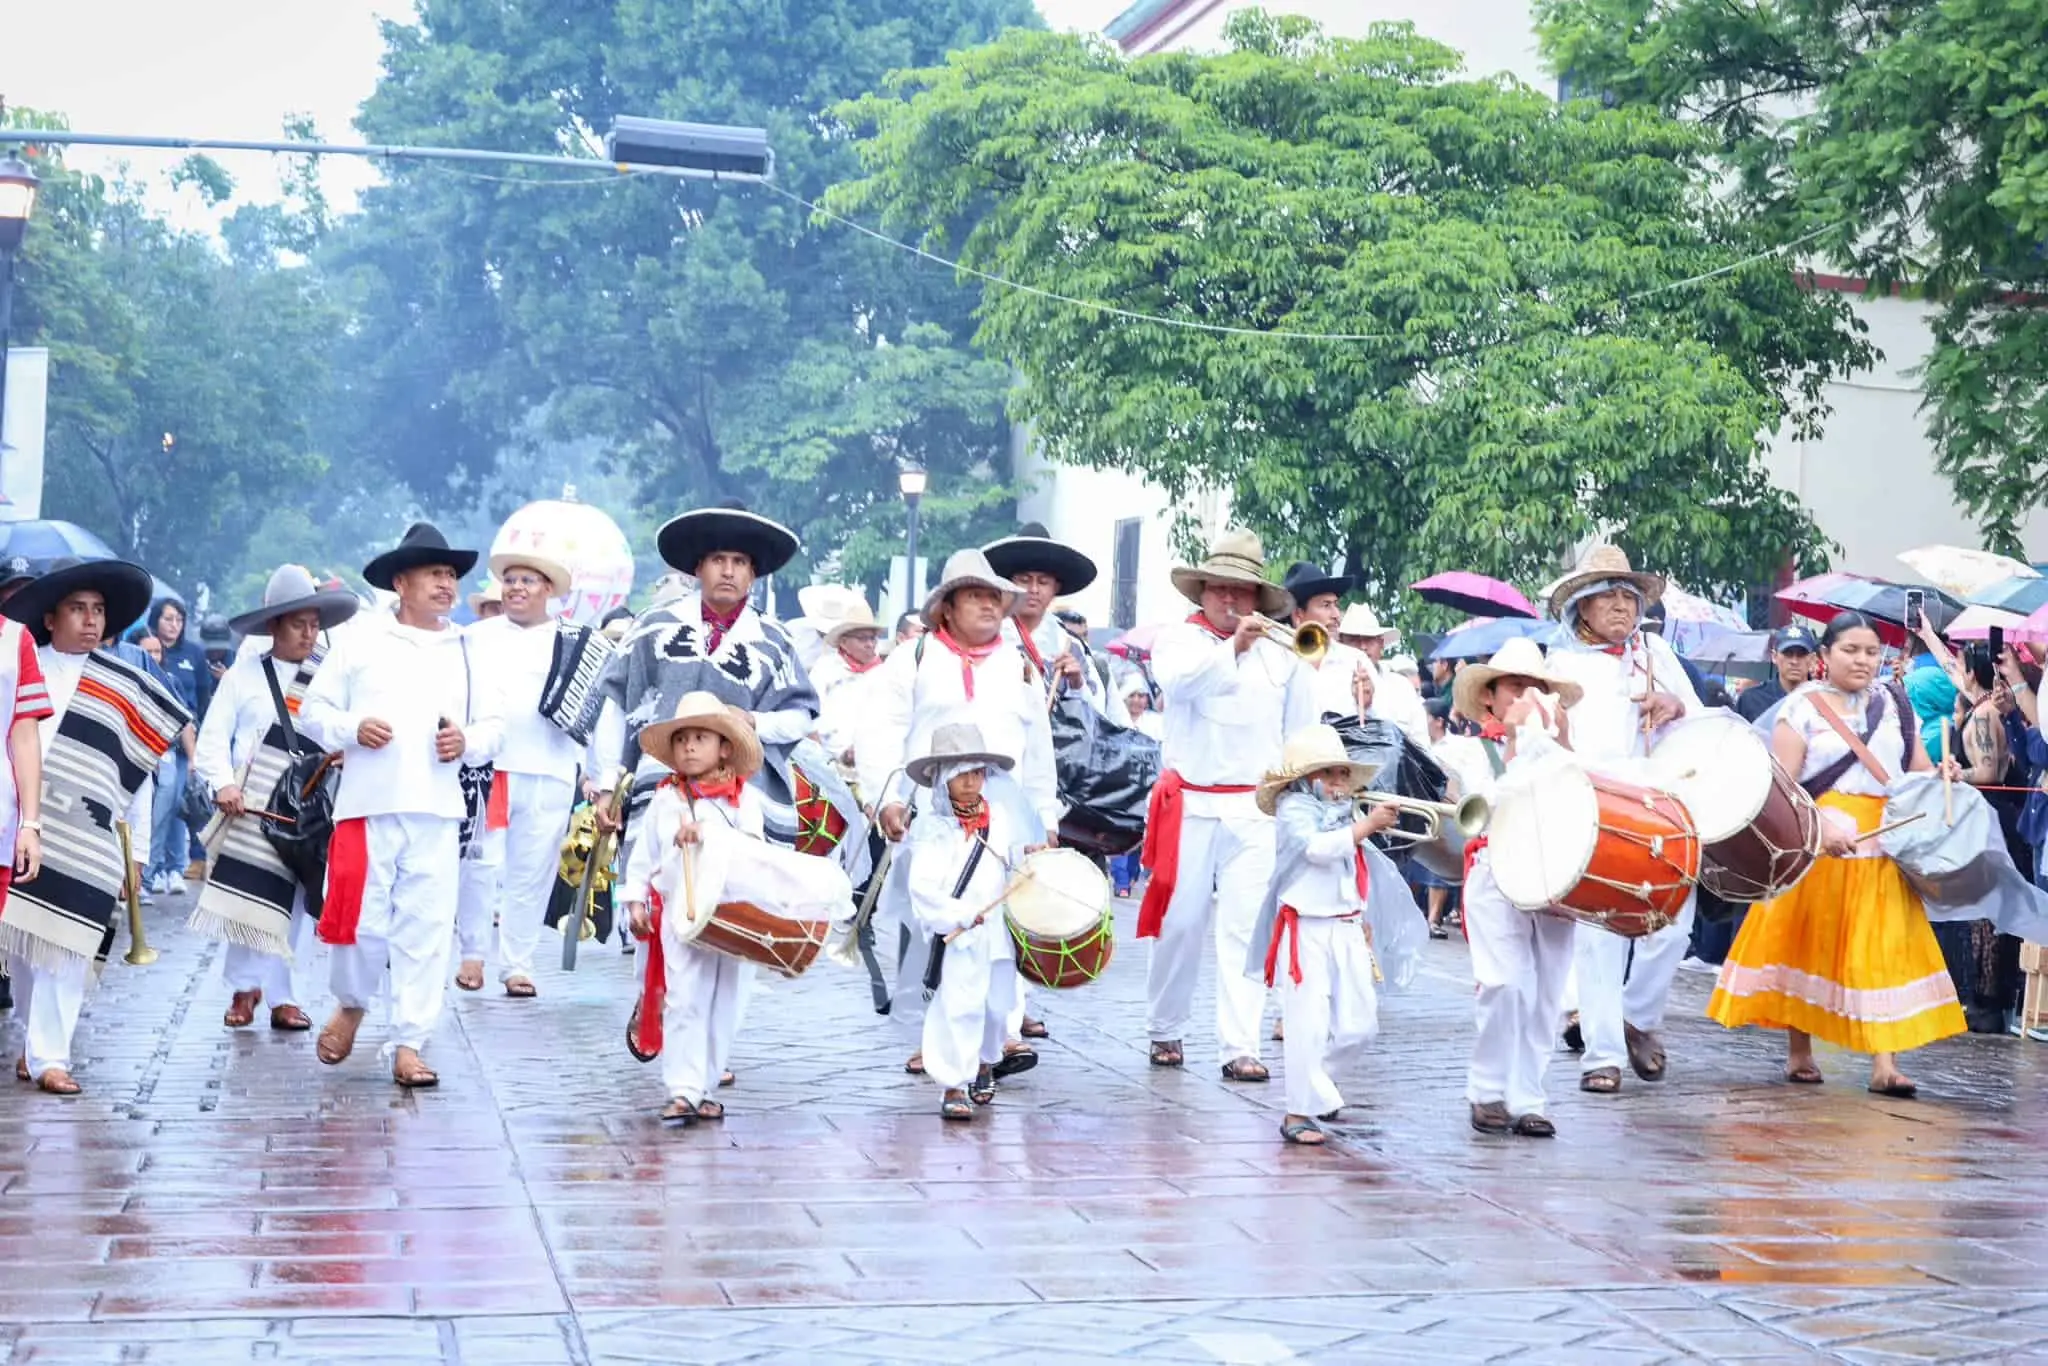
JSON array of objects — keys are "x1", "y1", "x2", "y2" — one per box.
[
  {"x1": 822, "y1": 598, "x2": 883, "y2": 646},
  {"x1": 1336, "y1": 602, "x2": 1400, "y2": 643},
  {"x1": 636, "y1": 690, "x2": 764, "y2": 777},
  {"x1": 1169, "y1": 529, "x2": 1291, "y2": 620},
  {"x1": 488, "y1": 549, "x2": 573, "y2": 596},
  {"x1": 1255, "y1": 725, "x2": 1382, "y2": 816},
  {"x1": 1451, "y1": 636, "x2": 1585, "y2": 721},
  {"x1": 905, "y1": 720, "x2": 1016, "y2": 788},
  {"x1": 921, "y1": 549, "x2": 1021, "y2": 628},
  {"x1": 1544, "y1": 545, "x2": 1665, "y2": 621}
]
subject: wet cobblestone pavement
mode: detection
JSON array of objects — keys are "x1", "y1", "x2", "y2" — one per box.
[{"x1": 5, "y1": 884, "x2": 2048, "y2": 1364}]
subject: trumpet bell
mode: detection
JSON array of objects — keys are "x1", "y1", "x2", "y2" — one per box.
[{"x1": 1294, "y1": 621, "x2": 1329, "y2": 665}]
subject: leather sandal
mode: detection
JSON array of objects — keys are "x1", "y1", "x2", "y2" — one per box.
[
  {"x1": 660, "y1": 1098, "x2": 698, "y2": 1127},
  {"x1": 504, "y1": 977, "x2": 537, "y2": 999},
  {"x1": 904, "y1": 1052, "x2": 925, "y2": 1075},
  {"x1": 1624, "y1": 1022, "x2": 1667, "y2": 1081},
  {"x1": 223, "y1": 989, "x2": 262, "y2": 1028},
  {"x1": 940, "y1": 1091, "x2": 974, "y2": 1121},
  {"x1": 1149, "y1": 1039, "x2": 1184, "y2": 1068},
  {"x1": 392, "y1": 1047, "x2": 439, "y2": 1089},
  {"x1": 695, "y1": 1098, "x2": 725, "y2": 1121},
  {"x1": 1510, "y1": 1113, "x2": 1556, "y2": 1138},
  {"x1": 1280, "y1": 1117, "x2": 1325, "y2": 1145},
  {"x1": 1580, "y1": 1066, "x2": 1622, "y2": 1094},
  {"x1": 316, "y1": 1009, "x2": 364, "y2": 1066},
  {"x1": 269, "y1": 1004, "x2": 313, "y2": 1032},
  {"x1": 970, "y1": 1067, "x2": 997, "y2": 1105},
  {"x1": 1469, "y1": 1100, "x2": 1511, "y2": 1134},
  {"x1": 1019, "y1": 1017, "x2": 1049, "y2": 1039},
  {"x1": 37, "y1": 1068, "x2": 82, "y2": 1096},
  {"x1": 1220, "y1": 1056, "x2": 1270, "y2": 1083},
  {"x1": 1784, "y1": 1063, "x2": 1825, "y2": 1085},
  {"x1": 993, "y1": 1043, "x2": 1037, "y2": 1079},
  {"x1": 15, "y1": 1055, "x2": 29, "y2": 1083},
  {"x1": 719, "y1": 1070, "x2": 736, "y2": 1087},
  {"x1": 454, "y1": 960, "x2": 485, "y2": 992}
]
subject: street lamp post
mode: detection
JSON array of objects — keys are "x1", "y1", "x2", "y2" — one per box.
[
  {"x1": 898, "y1": 464, "x2": 928, "y2": 618},
  {"x1": 0, "y1": 154, "x2": 38, "y2": 465}
]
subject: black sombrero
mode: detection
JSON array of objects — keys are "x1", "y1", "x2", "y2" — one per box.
[
  {"x1": 3, "y1": 556, "x2": 154, "y2": 645},
  {"x1": 656, "y1": 499, "x2": 799, "y2": 577},
  {"x1": 982, "y1": 522, "x2": 1098, "y2": 594},
  {"x1": 1280, "y1": 560, "x2": 1353, "y2": 607},
  {"x1": 362, "y1": 522, "x2": 479, "y2": 592}
]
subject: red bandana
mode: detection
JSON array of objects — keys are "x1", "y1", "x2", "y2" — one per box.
[
  {"x1": 666, "y1": 772, "x2": 744, "y2": 807},
  {"x1": 701, "y1": 600, "x2": 744, "y2": 652},
  {"x1": 1017, "y1": 625, "x2": 1048, "y2": 678},
  {"x1": 1187, "y1": 611, "x2": 1230, "y2": 641},
  {"x1": 1478, "y1": 718, "x2": 1509, "y2": 742},
  {"x1": 838, "y1": 647, "x2": 880, "y2": 675},
  {"x1": 931, "y1": 627, "x2": 1002, "y2": 699},
  {"x1": 953, "y1": 801, "x2": 989, "y2": 840}
]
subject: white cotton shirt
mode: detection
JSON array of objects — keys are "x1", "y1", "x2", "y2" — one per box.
[
  {"x1": 298, "y1": 619, "x2": 505, "y2": 822},
  {"x1": 1777, "y1": 685, "x2": 1906, "y2": 798},
  {"x1": 810, "y1": 648, "x2": 879, "y2": 762},
  {"x1": 617, "y1": 781, "x2": 767, "y2": 906},
  {"x1": 1303, "y1": 639, "x2": 1373, "y2": 721},
  {"x1": 1150, "y1": 620, "x2": 1317, "y2": 818},
  {"x1": 1547, "y1": 631, "x2": 1703, "y2": 765},
  {"x1": 194, "y1": 652, "x2": 307, "y2": 790},
  {"x1": 1002, "y1": 616, "x2": 1111, "y2": 718},
  {"x1": 1275, "y1": 802, "x2": 1370, "y2": 919},
  {"x1": 463, "y1": 615, "x2": 583, "y2": 784},
  {"x1": 38, "y1": 648, "x2": 153, "y2": 865}
]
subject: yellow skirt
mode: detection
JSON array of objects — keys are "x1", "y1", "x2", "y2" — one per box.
[{"x1": 1706, "y1": 792, "x2": 1965, "y2": 1054}]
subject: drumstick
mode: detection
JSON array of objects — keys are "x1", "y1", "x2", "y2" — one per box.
[
  {"x1": 1854, "y1": 812, "x2": 1925, "y2": 844},
  {"x1": 681, "y1": 840, "x2": 699, "y2": 929},
  {"x1": 943, "y1": 872, "x2": 1031, "y2": 943}
]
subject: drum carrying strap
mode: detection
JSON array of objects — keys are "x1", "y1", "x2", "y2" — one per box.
[
  {"x1": 921, "y1": 834, "x2": 986, "y2": 1000},
  {"x1": 1812, "y1": 694, "x2": 1894, "y2": 787}
]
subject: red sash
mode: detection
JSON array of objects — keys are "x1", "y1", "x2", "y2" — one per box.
[
  {"x1": 1136, "y1": 771, "x2": 1257, "y2": 939},
  {"x1": 1264, "y1": 905, "x2": 1362, "y2": 987},
  {"x1": 316, "y1": 817, "x2": 371, "y2": 946},
  {"x1": 632, "y1": 890, "x2": 669, "y2": 1059}
]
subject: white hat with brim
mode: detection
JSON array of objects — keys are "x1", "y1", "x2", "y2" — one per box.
[
  {"x1": 488, "y1": 551, "x2": 573, "y2": 596},
  {"x1": 636, "y1": 690, "x2": 764, "y2": 778},
  {"x1": 1168, "y1": 528, "x2": 1292, "y2": 621},
  {"x1": 1337, "y1": 603, "x2": 1400, "y2": 643},
  {"x1": 227, "y1": 563, "x2": 361, "y2": 635},
  {"x1": 1452, "y1": 636, "x2": 1585, "y2": 722},
  {"x1": 822, "y1": 599, "x2": 883, "y2": 647},
  {"x1": 921, "y1": 549, "x2": 1021, "y2": 629},
  {"x1": 1544, "y1": 544, "x2": 1665, "y2": 621},
  {"x1": 1256, "y1": 724, "x2": 1382, "y2": 817},
  {"x1": 905, "y1": 720, "x2": 1016, "y2": 789},
  {"x1": 467, "y1": 580, "x2": 502, "y2": 615}
]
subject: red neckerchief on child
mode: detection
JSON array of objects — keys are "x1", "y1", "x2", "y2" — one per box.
[
  {"x1": 701, "y1": 599, "x2": 744, "y2": 652},
  {"x1": 1478, "y1": 718, "x2": 1509, "y2": 742},
  {"x1": 952, "y1": 800, "x2": 989, "y2": 840},
  {"x1": 1187, "y1": 612, "x2": 1230, "y2": 641},
  {"x1": 672, "y1": 772, "x2": 744, "y2": 807},
  {"x1": 839, "y1": 647, "x2": 880, "y2": 675},
  {"x1": 931, "y1": 627, "x2": 1001, "y2": 700}
]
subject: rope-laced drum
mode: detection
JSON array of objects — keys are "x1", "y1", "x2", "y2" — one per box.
[
  {"x1": 1650, "y1": 712, "x2": 1821, "y2": 903},
  {"x1": 1003, "y1": 847, "x2": 1116, "y2": 989}
]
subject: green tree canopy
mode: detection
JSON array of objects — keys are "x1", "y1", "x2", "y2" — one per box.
[
  {"x1": 1536, "y1": 0, "x2": 2048, "y2": 554},
  {"x1": 832, "y1": 13, "x2": 1872, "y2": 604}
]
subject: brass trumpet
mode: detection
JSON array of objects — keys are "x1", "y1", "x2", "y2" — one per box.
[
  {"x1": 116, "y1": 820, "x2": 158, "y2": 966},
  {"x1": 1246, "y1": 615, "x2": 1330, "y2": 665},
  {"x1": 1354, "y1": 790, "x2": 1491, "y2": 883}
]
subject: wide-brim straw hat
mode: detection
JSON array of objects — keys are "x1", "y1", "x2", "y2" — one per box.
[
  {"x1": 467, "y1": 580, "x2": 502, "y2": 615},
  {"x1": 1337, "y1": 602, "x2": 1400, "y2": 643},
  {"x1": 1545, "y1": 544, "x2": 1666, "y2": 621},
  {"x1": 822, "y1": 598, "x2": 883, "y2": 646},
  {"x1": 905, "y1": 719, "x2": 1016, "y2": 788},
  {"x1": 1451, "y1": 636, "x2": 1585, "y2": 721},
  {"x1": 227, "y1": 564, "x2": 361, "y2": 635},
  {"x1": 363, "y1": 522, "x2": 479, "y2": 592},
  {"x1": 1256, "y1": 724, "x2": 1382, "y2": 816},
  {"x1": 637, "y1": 690, "x2": 765, "y2": 777},
  {"x1": 982, "y1": 522, "x2": 1099, "y2": 594},
  {"x1": 1169, "y1": 528, "x2": 1292, "y2": 620},
  {"x1": 488, "y1": 550, "x2": 573, "y2": 596},
  {"x1": 4, "y1": 556, "x2": 154, "y2": 646},
  {"x1": 921, "y1": 549, "x2": 1021, "y2": 629},
  {"x1": 656, "y1": 499, "x2": 799, "y2": 577}
]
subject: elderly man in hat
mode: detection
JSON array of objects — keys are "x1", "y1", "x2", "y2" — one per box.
[
  {"x1": 452, "y1": 543, "x2": 583, "y2": 999},
  {"x1": 857, "y1": 547, "x2": 1058, "y2": 1073},
  {"x1": 983, "y1": 522, "x2": 1108, "y2": 718},
  {"x1": 1334, "y1": 603, "x2": 1429, "y2": 746},
  {"x1": 3, "y1": 557, "x2": 189, "y2": 1095},
  {"x1": 190, "y1": 565, "x2": 359, "y2": 1033},
  {"x1": 808, "y1": 596, "x2": 885, "y2": 769},
  {"x1": 299, "y1": 523, "x2": 506, "y2": 1089},
  {"x1": 1140, "y1": 529, "x2": 1315, "y2": 1079},
  {"x1": 1543, "y1": 545, "x2": 1702, "y2": 1097}
]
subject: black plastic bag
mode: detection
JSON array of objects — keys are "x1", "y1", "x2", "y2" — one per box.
[{"x1": 1050, "y1": 695, "x2": 1161, "y2": 857}]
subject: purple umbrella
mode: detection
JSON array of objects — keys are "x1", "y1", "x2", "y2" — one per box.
[{"x1": 1411, "y1": 572, "x2": 1538, "y2": 620}]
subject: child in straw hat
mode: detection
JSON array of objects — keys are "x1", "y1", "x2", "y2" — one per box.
[
  {"x1": 620, "y1": 691, "x2": 767, "y2": 1128},
  {"x1": 1246, "y1": 724, "x2": 1419, "y2": 1146}
]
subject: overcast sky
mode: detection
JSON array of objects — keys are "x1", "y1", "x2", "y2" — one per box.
[{"x1": 2, "y1": 0, "x2": 1127, "y2": 221}]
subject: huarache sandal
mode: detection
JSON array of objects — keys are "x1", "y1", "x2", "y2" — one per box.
[
  {"x1": 993, "y1": 1045, "x2": 1037, "y2": 1079},
  {"x1": 1580, "y1": 1066, "x2": 1622, "y2": 1094},
  {"x1": 504, "y1": 977, "x2": 537, "y2": 999},
  {"x1": 1429, "y1": 924, "x2": 1450, "y2": 940},
  {"x1": 1020, "y1": 1017, "x2": 1049, "y2": 1040},
  {"x1": 1280, "y1": 1117, "x2": 1326, "y2": 1145},
  {"x1": 1624, "y1": 1022, "x2": 1667, "y2": 1081},
  {"x1": 1868, "y1": 1076, "x2": 1918, "y2": 1099},
  {"x1": 1271, "y1": 1019, "x2": 1286, "y2": 1042},
  {"x1": 941, "y1": 1091, "x2": 974, "y2": 1121},
  {"x1": 660, "y1": 1098, "x2": 697, "y2": 1127},
  {"x1": 904, "y1": 1052, "x2": 926, "y2": 1075},
  {"x1": 1561, "y1": 1017, "x2": 1584, "y2": 1053},
  {"x1": 455, "y1": 961, "x2": 486, "y2": 992},
  {"x1": 36, "y1": 1068, "x2": 81, "y2": 1096},
  {"x1": 1784, "y1": 1064, "x2": 1825, "y2": 1085},
  {"x1": 1469, "y1": 1101, "x2": 1511, "y2": 1134},
  {"x1": 970, "y1": 1067, "x2": 997, "y2": 1105},
  {"x1": 719, "y1": 1070, "x2": 736, "y2": 1087},
  {"x1": 695, "y1": 1098, "x2": 725, "y2": 1121},
  {"x1": 269, "y1": 1004, "x2": 313, "y2": 1031},
  {"x1": 391, "y1": 1048, "x2": 439, "y2": 1089},
  {"x1": 316, "y1": 1009, "x2": 364, "y2": 1065},
  {"x1": 223, "y1": 989, "x2": 262, "y2": 1028},
  {"x1": 1149, "y1": 1039, "x2": 1183, "y2": 1068},
  {"x1": 1220, "y1": 1057, "x2": 1270, "y2": 1083},
  {"x1": 1510, "y1": 1113, "x2": 1556, "y2": 1138}
]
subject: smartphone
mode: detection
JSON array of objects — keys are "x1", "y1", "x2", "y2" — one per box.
[
  {"x1": 1903, "y1": 588, "x2": 1925, "y2": 633},
  {"x1": 1990, "y1": 624, "x2": 2006, "y2": 660}
]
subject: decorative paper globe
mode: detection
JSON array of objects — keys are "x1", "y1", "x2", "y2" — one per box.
[{"x1": 491, "y1": 488, "x2": 634, "y2": 625}]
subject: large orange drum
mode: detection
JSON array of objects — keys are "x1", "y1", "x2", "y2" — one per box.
[
  {"x1": 1650, "y1": 713, "x2": 1821, "y2": 904},
  {"x1": 1488, "y1": 756, "x2": 1700, "y2": 938}
]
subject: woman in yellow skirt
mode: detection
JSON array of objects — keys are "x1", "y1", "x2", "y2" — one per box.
[{"x1": 1708, "y1": 611, "x2": 1965, "y2": 1097}]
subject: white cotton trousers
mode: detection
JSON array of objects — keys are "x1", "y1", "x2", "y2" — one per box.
[
  {"x1": 658, "y1": 930, "x2": 753, "y2": 1106},
  {"x1": 7, "y1": 952, "x2": 91, "y2": 1081},
  {"x1": 329, "y1": 813, "x2": 461, "y2": 1052},
  {"x1": 453, "y1": 774, "x2": 573, "y2": 981},
  {"x1": 1275, "y1": 916, "x2": 1378, "y2": 1117},
  {"x1": 222, "y1": 889, "x2": 315, "y2": 1007},
  {"x1": 1464, "y1": 855, "x2": 1576, "y2": 1117},
  {"x1": 1145, "y1": 807, "x2": 1274, "y2": 1061},
  {"x1": 1572, "y1": 890, "x2": 1695, "y2": 1076},
  {"x1": 922, "y1": 915, "x2": 1017, "y2": 1090}
]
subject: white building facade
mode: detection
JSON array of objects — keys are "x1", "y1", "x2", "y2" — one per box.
[{"x1": 1020, "y1": 0, "x2": 2045, "y2": 630}]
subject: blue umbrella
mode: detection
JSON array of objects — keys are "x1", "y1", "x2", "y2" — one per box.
[
  {"x1": 1967, "y1": 574, "x2": 2048, "y2": 616},
  {"x1": 1428, "y1": 617, "x2": 1553, "y2": 662},
  {"x1": 0, "y1": 518, "x2": 119, "y2": 562}
]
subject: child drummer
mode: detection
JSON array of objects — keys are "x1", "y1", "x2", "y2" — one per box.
[
  {"x1": 1247, "y1": 725, "x2": 1412, "y2": 1147},
  {"x1": 904, "y1": 720, "x2": 1047, "y2": 1121},
  {"x1": 620, "y1": 691, "x2": 766, "y2": 1128}
]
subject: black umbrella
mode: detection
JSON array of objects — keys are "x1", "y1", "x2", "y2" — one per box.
[
  {"x1": 1827, "y1": 580, "x2": 1963, "y2": 636},
  {"x1": 1, "y1": 518, "x2": 119, "y2": 562}
]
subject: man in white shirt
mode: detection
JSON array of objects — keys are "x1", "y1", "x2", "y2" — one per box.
[
  {"x1": 1543, "y1": 546, "x2": 1702, "y2": 1097},
  {"x1": 983, "y1": 523, "x2": 1109, "y2": 720},
  {"x1": 1336, "y1": 603, "x2": 1430, "y2": 746},
  {"x1": 1140, "y1": 530, "x2": 1315, "y2": 1080},
  {"x1": 300, "y1": 524, "x2": 505, "y2": 1089},
  {"x1": 193, "y1": 565, "x2": 360, "y2": 1032},
  {"x1": 1281, "y1": 561, "x2": 1372, "y2": 722},
  {"x1": 809, "y1": 597, "x2": 884, "y2": 774},
  {"x1": 452, "y1": 547, "x2": 582, "y2": 999}
]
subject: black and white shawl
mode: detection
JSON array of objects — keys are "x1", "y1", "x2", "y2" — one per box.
[{"x1": 1, "y1": 650, "x2": 190, "y2": 973}]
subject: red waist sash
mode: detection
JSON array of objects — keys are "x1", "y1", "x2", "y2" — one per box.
[{"x1": 1136, "y1": 770, "x2": 1257, "y2": 939}]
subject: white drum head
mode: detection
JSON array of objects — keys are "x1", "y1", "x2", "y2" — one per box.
[
  {"x1": 1006, "y1": 847, "x2": 1109, "y2": 937},
  {"x1": 1649, "y1": 713, "x2": 1770, "y2": 843},
  {"x1": 1488, "y1": 753, "x2": 1599, "y2": 911}
]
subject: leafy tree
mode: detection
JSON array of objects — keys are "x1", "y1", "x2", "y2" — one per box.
[
  {"x1": 326, "y1": 0, "x2": 1040, "y2": 601},
  {"x1": 831, "y1": 15, "x2": 1872, "y2": 604},
  {"x1": 1535, "y1": 0, "x2": 2048, "y2": 554}
]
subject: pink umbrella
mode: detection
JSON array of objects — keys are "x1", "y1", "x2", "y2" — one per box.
[
  {"x1": 1411, "y1": 571, "x2": 1538, "y2": 620},
  {"x1": 1775, "y1": 571, "x2": 1873, "y2": 625},
  {"x1": 1953, "y1": 602, "x2": 2048, "y2": 644},
  {"x1": 1108, "y1": 622, "x2": 1163, "y2": 658}
]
